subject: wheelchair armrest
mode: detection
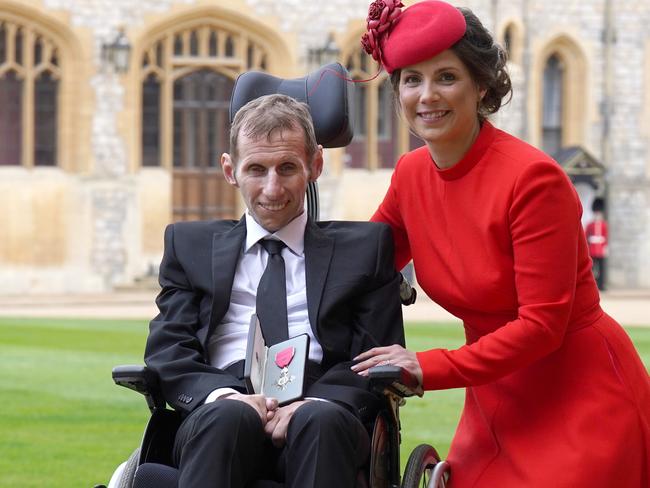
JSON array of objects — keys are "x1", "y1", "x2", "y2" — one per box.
[
  {"x1": 112, "y1": 364, "x2": 166, "y2": 412},
  {"x1": 399, "y1": 273, "x2": 417, "y2": 306},
  {"x1": 368, "y1": 365, "x2": 422, "y2": 398}
]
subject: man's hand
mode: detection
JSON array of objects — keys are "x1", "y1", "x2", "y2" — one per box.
[
  {"x1": 263, "y1": 399, "x2": 310, "y2": 447},
  {"x1": 225, "y1": 393, "x2": 279, "y2": 425}
]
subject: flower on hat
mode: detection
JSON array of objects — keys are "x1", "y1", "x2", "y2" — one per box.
[
  {"x1": 367, "y1": 0, "x2": 386, "y2": 20},
  {"x1": 363, "y1": 1, "x2": 467, "y2": 74},
  {"x1": 361, "y1": 0, "x2": 404, "y2": 62}
]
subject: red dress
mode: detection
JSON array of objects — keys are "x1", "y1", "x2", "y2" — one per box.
[{"x1": 372, "y1": 122, "x2": 650, "y2": 487}]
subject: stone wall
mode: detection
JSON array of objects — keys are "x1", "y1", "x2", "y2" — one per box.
[{"x1": 1, "y1": 0, "x2": 648, "y2": 290}]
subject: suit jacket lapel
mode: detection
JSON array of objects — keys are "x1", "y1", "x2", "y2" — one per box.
[
  {"x1": 304, "y1": 219, "x2": 334, "y2": 340},
  {"x1": 203, "y1": 217, "x2": 246, "y2": 347}
]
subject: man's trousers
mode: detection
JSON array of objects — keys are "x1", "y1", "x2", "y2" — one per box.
[{"x1": 173, "y1": 399, "x2": 370, "y2": 488}]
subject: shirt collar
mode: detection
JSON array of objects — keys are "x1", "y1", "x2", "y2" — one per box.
[{"x1": 244, "y1": 210, "x2": 307, "y2": 256}]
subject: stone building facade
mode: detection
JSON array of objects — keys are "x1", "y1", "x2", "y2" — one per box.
[{"x1": 0, "y1": 0, "x2": 649, "y2": 293}]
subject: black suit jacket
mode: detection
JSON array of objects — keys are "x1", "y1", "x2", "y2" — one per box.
[{"x1": 144, "y1": 216, "x2": 404, "y2": 421}]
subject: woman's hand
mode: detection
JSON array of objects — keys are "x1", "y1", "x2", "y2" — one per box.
[{"x1": 351, "y1": 344, "x2": 424, "y2": 387}]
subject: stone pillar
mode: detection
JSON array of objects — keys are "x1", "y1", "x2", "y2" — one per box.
[
  {"x1": 41, "y1": 0, "x2": 198, "y2": 290},
  {"x1": 88, "y1": 67, "x2": 134, "y2": 288}
]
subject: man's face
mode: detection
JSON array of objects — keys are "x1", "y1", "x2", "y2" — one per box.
[{"x1": 221, "y1": 127, "x2": 323, "y2": 232}]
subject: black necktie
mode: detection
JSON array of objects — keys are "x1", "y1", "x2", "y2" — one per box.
[{"x1": 256, "y1": 239, "x2": 289, "y2": 345}]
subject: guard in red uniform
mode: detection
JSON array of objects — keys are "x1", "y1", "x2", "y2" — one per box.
[{"x1": 585, "y1": 198, "x2": 608, "y2": 290}]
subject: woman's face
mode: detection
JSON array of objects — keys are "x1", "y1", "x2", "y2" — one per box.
[{"x1": 398, "y1": 49, "x2": 485, "y2": 164}]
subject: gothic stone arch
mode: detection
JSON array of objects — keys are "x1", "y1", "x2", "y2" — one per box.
[
  {"x1": 130, "y1": 6, "x2": 293, "y2": 222},
  {"x1": 529, "y1": 33, "x2": 590, "y2": 151}
]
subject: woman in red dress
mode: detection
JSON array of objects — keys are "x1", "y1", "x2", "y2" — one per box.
[{"x1": 352, "y1": 1, "x2": 650, "y2": 486}]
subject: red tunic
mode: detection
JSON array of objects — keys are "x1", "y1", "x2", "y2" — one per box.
[
  {"x1": 585, "y1": 219, "x2": 609, "y2": 258},
  {"x1": 372, "y1": 122, "x2": 650, "y2": 487}
]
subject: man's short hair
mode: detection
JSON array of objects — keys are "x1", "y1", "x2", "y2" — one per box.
[{"x1": 229, "y1": 94, "x2": 318, "y2": 164}]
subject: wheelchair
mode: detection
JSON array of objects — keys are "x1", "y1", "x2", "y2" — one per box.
[
  {"x1": 100, "y1": 363, "x2": 447, "y2": 488},
  {"x1": 97, "y1": 62, "x2": 449, "y2": 488}
]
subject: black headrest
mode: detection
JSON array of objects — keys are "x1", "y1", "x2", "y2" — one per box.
[{"x1": 229, "y1": 63, "x2": 353, "y2": 148}]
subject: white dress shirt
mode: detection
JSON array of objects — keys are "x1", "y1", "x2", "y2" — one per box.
[{"x1": 204, "y1": 211, "x2": 324, "y2": 403}]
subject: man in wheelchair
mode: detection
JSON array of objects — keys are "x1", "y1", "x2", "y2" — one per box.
[{"x1": 144, "y1": 93, "x2": 405, "y2": 487}]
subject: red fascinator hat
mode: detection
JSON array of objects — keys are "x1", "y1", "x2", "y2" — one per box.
[{"x1": 362, "y1": 0, "x2": 467, "y2": 74}]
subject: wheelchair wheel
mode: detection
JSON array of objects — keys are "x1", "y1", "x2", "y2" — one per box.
[
  {"x1": 401, "y1": 444, "x2": 449, "y2": 488},
  {"x1": 113, "y1": 448, "x2": 139, "y2": 488}
]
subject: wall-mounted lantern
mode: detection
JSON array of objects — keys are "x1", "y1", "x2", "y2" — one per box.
[{"x1": 101, "y1": 28, "x2": 131, "y2": 73}]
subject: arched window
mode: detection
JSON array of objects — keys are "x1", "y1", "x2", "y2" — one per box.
[
  {"x1": 499, "y1": 20, "x2": 523, "y2": 65},
  {"x1": 533, "y1": 35, "x2": 587, "y2": 151},
  {"x1": 172, "y1": 69, "x2": 232, "y2": 170},
  {"x1": 0, "y1": 19, "x2": 60, "y2": 166},
  {"x1": 140, "y1": 22, "x2": 270, "y2": 221},
  {"x1": 344, "y1": 47, "x2": 419, "y2": 170},
  {"x1": 542, "y1": 54, "x2": 564, "y2": 156}
]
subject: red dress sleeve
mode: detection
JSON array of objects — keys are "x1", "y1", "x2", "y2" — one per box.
[
  {"x1": 371, "y1": 157, "x2": 413, "y2": 270},
  {"x1": 416, "y1": 161, "x2": 583, "y2": 390}
]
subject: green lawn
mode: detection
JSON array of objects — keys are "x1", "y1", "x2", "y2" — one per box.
[{"x1": 0, "y1": 317, "x2": 648, "y2": 487}]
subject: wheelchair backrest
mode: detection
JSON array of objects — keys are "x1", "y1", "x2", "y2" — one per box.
[{"x1": 229, "y1": 62, "x2": 355, "y2": 221}]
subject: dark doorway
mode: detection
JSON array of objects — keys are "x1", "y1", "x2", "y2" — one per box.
[{"x1": 172, "y1": 69, "x2": 237, "y2": 221}]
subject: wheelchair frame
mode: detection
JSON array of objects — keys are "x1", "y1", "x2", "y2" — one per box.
[
  {"x1": 96, "y1": 62, "x2": 447, "y2": 488},
  {"x1": 101, "y1": 364, "x2": 438, "y2": 488}
]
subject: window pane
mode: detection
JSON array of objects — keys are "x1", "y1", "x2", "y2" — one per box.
[
  {"x1": 378, "y1": 79, "x2": 399, "y2": 168},
  {"x1": 377, "y1": 80, "x2": 392, "y2": 139},
  {"x1": 0, "y1": 24, "x2": 6, "y2": 64},
  {"x1": 190, "y1": 31, "x2": 198, "y2": 56},
  {"x1": 189, "y1": 109, "x2": 198, "y2": 167},
  {"x1": 15, "y1": 28, "x2": 23, "y2": 65},
  {"x1": 174, "y1": 107, "x2": 199, "y2": 168},
  {"x1": 353, "y1": 83, "x2": 367, "y2": 137},
  {"x1": 34, "y1": 72, "x2": 58, "y2": 166},
  {"x1": 208, "y1": 110, "x2": 216, "y2": 167},
  {"x1": 34, "y1": 38, "x2": 43, "y2": 65},
  {"x1": 0, "y1": 72, "x2": 23, "y2": 165},
  {"x1": 173, "y1": 107, "x2": 182, "y2": 167},
  {"x1": 225, "y1": 36, "x2": 234, "y2": 57},
  {"x1": 542, "y1": 54, "x2": 564, "y2": 155},
  {"x1": 246, "y1": 44, "x2": 254, "y2": 68},
  {"x1": 142, "y1": 75, "x2": 161, "y2": 166},
  {"x1": 209, "y1": 31, "x2": 218, "y2": 57},
  {"x1": 173, "y1": 70, "x2": 233, "y2": 169},
  {"x1": 360, "y1": 51, "x2": 368, "y2": 72},
  {"x1": 174, "y1": 74, "x2": 200, "y2": 168},
  {"x1": 174, "y1": 34, "x2": 183, "y2": 55},
  {"x1": 155, "y1": 42, "x2": 163, "y2": 67},
  {"x1": 205, "y1": 72, "x2": 232, "y2": 168},
  {"x1": 543, "y1": 55, "x2": 563, "y2": 127},
  {"x1": 345, "y1": 83, "x2": 367, "y2": 168}
]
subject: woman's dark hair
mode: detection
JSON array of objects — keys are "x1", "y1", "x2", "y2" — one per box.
[{"x1": 390, "y1": 7, "x2": 513, "y2": 121}]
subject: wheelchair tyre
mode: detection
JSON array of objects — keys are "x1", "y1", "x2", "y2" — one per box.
[
  {"x1": 115, "y1": 448, "x2": 139, "y2": 488},
  {"x1": 401, "y1": 444, "x2": 447, "y2": 488}
]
